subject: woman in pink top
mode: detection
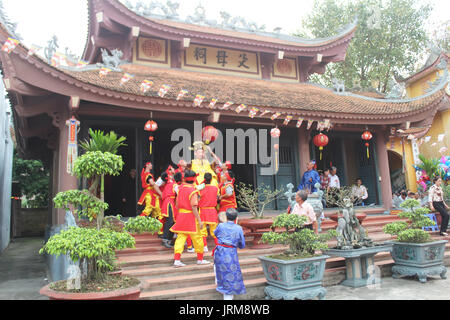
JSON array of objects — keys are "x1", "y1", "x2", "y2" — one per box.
[{"x1": 291, "y1": 190, "x2": 318, "y2": 234}]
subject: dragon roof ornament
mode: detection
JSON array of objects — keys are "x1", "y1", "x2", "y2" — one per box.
[
  {"x1": 0, "y1": 0, "x2": 21, "y2": 40},
  {"x1": 120, "y1": 0, "x2": 357, "y2": 43}
]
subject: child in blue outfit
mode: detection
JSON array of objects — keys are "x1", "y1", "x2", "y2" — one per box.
[{"x1": 213, "y1": 209, "x2": 246, "y2": 300}]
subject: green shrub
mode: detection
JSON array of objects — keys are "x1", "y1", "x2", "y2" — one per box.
[
  {"x1": 53, "y1": 190, "x2": 108, "y2": 221},
  {"x1": 261, "y1": 213, "x2": 336, "y2": 258},
  {"x1": 397, "y1": 229, "x2": 431, "y2": 243},
  {"x1": 39, "y1": 227, "x2": 135, "y2": 280},
  {"x1": 383, "y1": 199, "x2": 434, "y2": 243},
  {"x1": 73, "y1": 151, "x2": 124, "y2": 179},
  {"x1": 124, "y1": 216, "x2": 162, "y2": 235}
]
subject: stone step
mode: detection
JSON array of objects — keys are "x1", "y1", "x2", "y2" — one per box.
[
  {"x1": 137, "y1": 257, "x2": 395, "y2": 300},
  {"x1": 131, "y1": 235, "x2": 450, "y2": 300},
  {"x1": 142, "y1": 266, "x2": 263, "y2": 291},
  {"x1": 117, "y1": 246, "x2": 286, "y2": 268},
  {"x1": 139, "y1": 277, "x2": 267, "y2": 300}
]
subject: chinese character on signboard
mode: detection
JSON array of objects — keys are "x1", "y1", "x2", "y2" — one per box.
[
  {"x1": 194, "y1": 47, "x2": 207, "y2": 64},
  {"x1": 217, "y1": 50, "x2": 228, "y2": 67},
  {"x1": 238, "y1": 53, "x2": 249, "y2": 69}
]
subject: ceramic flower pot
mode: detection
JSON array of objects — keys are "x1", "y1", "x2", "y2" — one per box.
[
  {"x1": 389, "y1": 240, "x2": 448, "y2": 283},
  {"x1": 39, "y1": 281, "x2": 141, "y2": 300},
  {"x1": 259, "y1": 254, "x2": 329, "y2": 300},
  {"x1": 239, "y1": 218, "x2": 274, "y2": 249}
]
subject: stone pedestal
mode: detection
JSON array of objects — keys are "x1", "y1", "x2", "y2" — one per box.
[{"x1": 325, "y1": 244, "x2": 393, "y2": 287}]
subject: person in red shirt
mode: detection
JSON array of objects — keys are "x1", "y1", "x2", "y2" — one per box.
[
  {"x1": 170, "y1": 170, "x2": 211, "y2": 267},
  {"x1": 199, "y1": 173, "x2": 220, "y2": 251}
]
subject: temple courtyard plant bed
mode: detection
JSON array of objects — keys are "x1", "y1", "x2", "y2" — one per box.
[
  {"x1": 258, "y1": 213, "x2": 336, "y2": 300},
  {"x1": 383, "y1": 199, "x2": 448, "y2": 283}
]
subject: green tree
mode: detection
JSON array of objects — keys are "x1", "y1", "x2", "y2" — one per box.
[
  {"x1": 298, "y1": 0, "x2": 432, "y2": 93},
  {"x1": 12, "y1": 150, "x2": 49, "y2": 208},
  {"x1": 430, "y1": 20, "x2": 449, "y2": 52}
]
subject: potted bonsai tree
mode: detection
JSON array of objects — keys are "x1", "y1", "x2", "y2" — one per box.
[
  {"x1": 39, "y1": 129, "x2": 155, "y2": 300},
  {"x1": 258, "y1": 213, "x2": 336, "y2": 300},
  {"x1": 325, "y1": 186, "x2": 367, "y2": 224},
  {"x1": 383, "y1": 199, "x2": 448, "y2": 283},
  {"x1": 236, "y1": 182, "x2": 284, "y2": 248}
]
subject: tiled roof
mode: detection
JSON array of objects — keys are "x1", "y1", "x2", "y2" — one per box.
[
  {"x1": 110, "y1": 0, "x2": 357, "y2": 49},
  {"x1": 61, "y1": 63, "x2": 446, "y2": 117},
  {"x1": 144, "y1": 16, "x2": 357, "y2": 49}
]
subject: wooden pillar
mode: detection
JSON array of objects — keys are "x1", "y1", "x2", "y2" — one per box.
[
  {"x1": 375, "y1": 130, "x2": 392, "y2": 211},
  {"x1": 297, "y1": 126, "x2": 311, "y2": 180},
  {"x1": 53, "y1": 113, "x2": 78, "y2": 226}
]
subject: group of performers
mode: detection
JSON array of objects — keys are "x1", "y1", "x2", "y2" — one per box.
[
  {"x1": 137, "y1": 140, "x2": 246, "y2": 299},
  {"x1": 137, "y1": 141, "x2": 238, "y2": 260}
]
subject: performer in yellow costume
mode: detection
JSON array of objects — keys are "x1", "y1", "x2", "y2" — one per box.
[{"x1": 190, "y1": 141, "x2": 219, "y2": 187}]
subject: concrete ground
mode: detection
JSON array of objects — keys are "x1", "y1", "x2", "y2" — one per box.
[
  {"x1": 326, "y1": 275, "x2": 450, "y2": 300},
  {"x1": 1, "y1": 237, "x2": 450, "y2": 300},
  {"x1": 0, "y1": 237, "x2": 48, "y2": 300}
]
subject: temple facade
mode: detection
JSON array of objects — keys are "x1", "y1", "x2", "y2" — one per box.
[{"x1": 1, "y1": 0, "x2": 448, "y2": 226}]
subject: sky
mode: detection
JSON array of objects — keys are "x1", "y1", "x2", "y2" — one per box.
[{"x1": 2, "y1": 0, "x2": 449, "y2": 58}]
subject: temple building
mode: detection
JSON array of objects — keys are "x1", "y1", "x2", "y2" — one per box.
[
  {"x1": 389, "y1": 50, "x2": 449, "y2": 193},
  {"x1": 0, "y1": 0, "x2": 448, "y2": 227}
]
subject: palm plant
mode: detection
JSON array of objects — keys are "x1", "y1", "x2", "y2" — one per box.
[
  {"x1": 80, "y1": 129, "x2": 127, "y2": 154},
  {"x1": 416, "y1": 154, "x2": 440, "y2": 179},
  {"x1": 79, "y1": 129, "x2": 127, "y2": 197}
]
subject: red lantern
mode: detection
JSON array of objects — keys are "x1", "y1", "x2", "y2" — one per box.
[
  {"x1": 144, "y1": 120, "x2": 158, "y2": 132},
  {"x1": 270, "y1": 128, "x2": 281, "y2": 173},
  {"x1": 313, "y1": 133, "x2": 329, "y2": 160},
  {"x1": 362, "y1": 130, "x2": 373, "y2": 159},
  {"x1": 145, "y1": 120, "x2": 158, "y2": 155},
  {"x1": 270, "y1": 128, "x2": 281, "y2": 139},
  {"x1": 202, "y1": 126, "x2": 219, "y2": 145}
]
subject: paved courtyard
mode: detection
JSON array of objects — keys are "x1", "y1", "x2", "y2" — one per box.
[
  {"x1": 1, "y1": 237, "x2": 450, "y2": 300},
  {"x1": 326, "y1": 275, "x2": 450, "y2": 300}
]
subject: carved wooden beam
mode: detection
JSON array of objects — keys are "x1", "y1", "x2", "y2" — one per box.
[
  {"x1": 15, "y1": 95, "x2": 63, "y2": 118},
  {"x1": 123, "y1": 26, "x2": 140, "y2": 61},
  {"x1": 3, "y1": 77, "x2": 49, "y2": 96},
  {"x1": 93, "y1": 34, "x2": 125, "y2": 51},
  {"x1": 260, "y1": 52, "x2": 276, "y2": 80},
  {"x1": 170, "y1": 40, "x2": 183, "y2": 69},
  {"x1": 96, "y1": 12, "x2": 126, "y2": 36}
]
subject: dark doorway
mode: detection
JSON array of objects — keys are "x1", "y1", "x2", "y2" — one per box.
[
  {"x1": 83, "y1": 125, "x2": 137, "y2": 217},
  {"x1": 310, "y1": 132, "x2": 380, "y2": 206}
]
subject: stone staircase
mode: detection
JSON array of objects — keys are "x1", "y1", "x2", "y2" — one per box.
[{"x1": 116, "y1": 214, "x2": 450, "y2": 300}]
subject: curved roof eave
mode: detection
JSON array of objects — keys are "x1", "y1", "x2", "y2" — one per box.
[
  {"x1": 88, "y1": 0, "x2": 357, "y2": 52},
  {"x1": 0, "y1": 24, "x2": 446, "y2": 126}
]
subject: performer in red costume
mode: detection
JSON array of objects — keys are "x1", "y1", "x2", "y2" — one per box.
[
  {"x1": 138, "y1": 162, "x2": 162, "y2": 222},
  {"x1": 199, "y1": 173, "x2": 220, "y2": 252},
  {"x1": 170, "y1": 170, "x2": 211, "y2": 267},
  {"x1": 218, "y1": 171, "x2": 238, "y2": 214},
  {"x1": 158, "y1": 166, "x2": 177, "y2": 248}
]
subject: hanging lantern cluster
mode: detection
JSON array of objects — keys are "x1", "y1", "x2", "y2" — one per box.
[
  {"x1": 144, "y1": 120, "x2": 158, "y2": 155},
  {"x1": 362, "y1": 130, "x2": 373, "y2": 159},
  {"x1": 313, "y1": 133, "x2": 329, "y2": 160},
  {"x1": 202, "y1": 126, "x2": 219, "y2": 145}
]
